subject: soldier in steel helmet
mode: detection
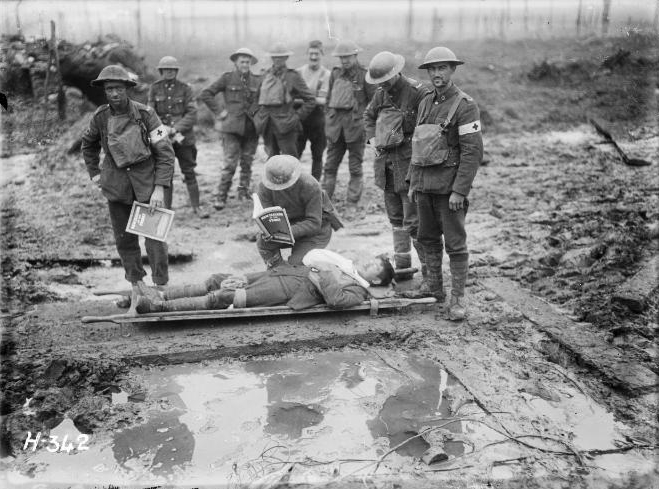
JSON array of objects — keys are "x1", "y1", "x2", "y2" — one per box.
[
  {"x1": 148, "y1": 56, "x2": 209, "y2": 218},
  {"x1": 321, "y1": 40, "x2": 376, "y2": 206},
  {"x1": 81, "y1": 65, "x2": 175, "y2": 315},
  {"x1": 255, "y1": 155, "x2": 342, "y2": 269},
  {"x1": 363, "y1": 51, "x2": 430, "y2": 284},
  {"x1": 199, "y1": 47, "x2": 262, "y2": 210},
  {"x1": 252, "y1": 44, "x2": 316, "y2": 159},
  {"x1": 407, "y1": 47, "x2": 484, "y2": 320}
]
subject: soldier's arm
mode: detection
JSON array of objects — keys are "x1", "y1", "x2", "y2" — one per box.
[
  {"x1": 198, "y1": 75, "x2": 227, "y2": 115},
  {"x1": 291, "y1": 71, "x2": 316, "y2": 121},
  {"x1": 363, "y1": 91, "x2": 381, "y2": 142},
  {"x1": 325, "y1": 70, "x2": 336, "y2": 111},
  {"x1": 174, "y1": 84, "x2": 198, "y2": 133},
  {"x1": 147, "y1": 84, "x2": 156, "y2": 110},
  {"x1": 316, "y1": 69, "x2": 330, "y2": 105},
  {"x1": 81, "y1": 114, "x2": 102, "y2": 179},
  {"x1": 290, "y1": 186, "x2": 322, "y2": 239},
  {"x1": 308, "y1": 267, "x2": 368, "y2": 309},
  {"x1": 452, "y1": 100, "x2": 484, "y2": 197},
  {"x1": 144, "y1": 107, "x2": 175, "y2": 187}
]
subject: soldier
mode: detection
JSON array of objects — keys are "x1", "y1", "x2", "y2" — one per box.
[
  {"x1": 296, "y1": 40, "x2": 330, "y2": 180},
  {"x1": 407, "y1": 47, "x2": 483, "y2": 320},
  {"x1": 253, "y1": 43, "x2": 316, "y2": 158},
  {"x1": 364, "y1": 51, "x2": 429, "y2": 282},
  {"x1": 81, "y1": 65, "x2": 175, "y2": 315},
  {"x1": 148, "y1": 56, "x2": 209, "y2": 218},
  {"x1": 321, "y1": 40, "x2": 376, "y2": 205},
  {"x1": 199, "y1": 47, "x2": 261, "y2": 210}
]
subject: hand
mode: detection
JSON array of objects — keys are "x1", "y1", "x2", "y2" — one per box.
[
  {"x1": 449, "y1": 191, "x2": 465, "y2": 211},
  {"x1": 166, "y1": 125, "x2": 176, "y2": 136},
  {"x1": 218, "y1": 109, "x2": 228, "y2": 120},
  {"x1": 407, "y1": 188, "x2": 416, "y2": 203},
  {"x1": 149, "y1": 185, "x2": 165, "y2": 214},
  {"x1": 92, "y1": 174, "x2": 101, "y2": 188},
  {"x1": 367, "y1": 137, "x2": 375, "y2": 146},
  {"x1": 261, "y1": 233, "x2": 273, "y2": 243}
]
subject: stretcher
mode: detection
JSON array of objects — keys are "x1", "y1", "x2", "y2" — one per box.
[{"x1": 81, "y1": 297, "x2": 436, "y2": 324}]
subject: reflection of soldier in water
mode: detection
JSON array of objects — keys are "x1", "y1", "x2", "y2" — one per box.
[{"x1": 112, "y1": 410, "x2": 194, "y2": 477}]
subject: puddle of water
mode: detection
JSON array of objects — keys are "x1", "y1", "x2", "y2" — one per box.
[{"x1": 19, "y1": 350, "x2": 476, "y2": 485}]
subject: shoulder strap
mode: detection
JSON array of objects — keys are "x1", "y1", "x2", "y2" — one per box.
[{"x1": 439, "y1": 89, "x2": 468, "y2": 130}]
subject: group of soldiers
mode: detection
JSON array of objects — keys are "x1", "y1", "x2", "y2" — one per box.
[{"x1": 81, "y1": 39, "x2": 483, "y2": 321}]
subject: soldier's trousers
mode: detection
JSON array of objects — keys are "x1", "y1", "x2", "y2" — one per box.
[
  {"x1": 257, "y1": 221, "x2": 332, "y2": 268},
  {"x1": 107, "y1": 200, "x2": 169, "y2": 285},
  {"x1": 416, "y1": 192, "x2": 468, "y2": 257},
  {"x1": 296, "y1": 106, "x2": 326, "y2": 180},
  {"x1": 262, "y1": 121, "x2": 299, "y2": 158},
  {"x1": 164, "y1": 143, "x2": 198, "y2": 208},
  {"x1": 322, "y1": 132, "x2": 364, "y2": 203},
  {"x1": 218, "y1": 131, "x2": 258, "y2": 199}
]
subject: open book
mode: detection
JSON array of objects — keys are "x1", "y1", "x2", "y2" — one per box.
[
  {"x1": 252, "y1": 193, "x2": 295, "y2": 246},
  {"x1": 125, "y1": 202, "x2": 174, "y2": 242}
]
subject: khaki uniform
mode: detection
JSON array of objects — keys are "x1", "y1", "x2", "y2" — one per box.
[
  {"x1": 148, "y1": 78, "x2": 198, "y2": 208},
  {"x1": 253, "y1": 67, "x2": 316, "y2": 158},
  {"x1": 322, "y1": 64, "x2": 376, "y2": 202},
  {"x1": 407, "y1": 81, "x2": 483, "y2": 301},
  {"x1": 364, "y1": 75, "x2": 429, "y2": 270},
  {"x1": 82, "y1": 100, "x2": 174, "y2": 285},
  {"x1": 199, "y1": 70, "x2": 262, "y2": 200}
]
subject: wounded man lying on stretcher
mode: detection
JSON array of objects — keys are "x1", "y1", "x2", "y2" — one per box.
[{"x1": 135, "y1": 249, "x2": 396, "y2": 313}]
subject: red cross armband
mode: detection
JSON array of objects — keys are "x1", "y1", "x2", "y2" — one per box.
[{"x1": 458, "y1": 120, "x2": 481, "y2": 136}]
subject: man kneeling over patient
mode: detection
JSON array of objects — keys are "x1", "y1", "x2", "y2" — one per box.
[{"x1": 135, "y1": 249, "x2": 395, "y2": 313}]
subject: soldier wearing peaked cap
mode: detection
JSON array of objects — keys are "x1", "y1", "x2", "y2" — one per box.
[
  {"x1": 363, "y1": 51, "x2": 430, "y2": 283},
  {"x1": 199, "y1": 47, "x2": 262, "y2": 210},
  {"x1": 252, "y1": 43, "x2": 316, "y2": 160},
  {"x1": 82, "y1": 65, "x2": 175, "y2": 315},
  {"x1": 406, "y1": 47, "x2": 484, "y2": 320},
  {"x1": 321, "y1": 40, "x2": 376, "y2": 205},
  {"x1": 149, "y1": 56, "x2": 209, "y2": 218}
]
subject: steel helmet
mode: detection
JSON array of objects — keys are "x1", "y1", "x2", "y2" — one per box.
[
  {"x1": 90, "y1": 64, "x2": 137, "y2": 87},
  {"x1": 156, "y1": 56, "x2": 180, "y2": 70},
  {"x1": 267, "y1": 43, "x2": 294, "y2": 57},
  {"x1": 331, "y1": 40, "x2": 362, "y2": 57},
  {"x1": 262, "y1": 155, "x2": 302, "y2": 191},
  {"x1": 418, "y1": 47, "x2": 464, "y2": 69},
  {"x1": 366, "y1": 51, "x2": 405, "y2": 84},
  {"x1": 230, "y1": 47, "x2": 258, "y2": 64}
]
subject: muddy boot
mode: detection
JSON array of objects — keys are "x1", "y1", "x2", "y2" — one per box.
[
  {"x1": 213, "y1": 195, "x2": 227, "y2": 211},
  {"x1": 401, "y1": 240, "x2": 431, "y2": 298},
  {"x1": 162, "y1": 282, "x2": 209, "y2": 300},
  {"x1": 126, "y1": 281, "x2": 144, "y2": 316},
  {"x1": 393, "y1": 227, "x2": 414, "y2": 280},
  {"x1": 448, "y1": 257, "x2": 469, "y2": 321},
  {"x1": 186, "y1": 182, "x2": 210, "y2": 218},
  {"x1": 322, "y1": 174, "x2": 337, "y2": 199},
  {"x1": 424, "y1": 249, "x2": 446, "y2": 303}
]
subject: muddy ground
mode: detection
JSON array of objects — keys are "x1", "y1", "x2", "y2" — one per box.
[{"x1": 1, "y1": 35, "x2": 658, "y2": 488}]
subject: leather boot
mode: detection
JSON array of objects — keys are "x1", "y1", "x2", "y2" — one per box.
[
  {"x1": 213, "y1": 196, "x2": 227, "y2": 210},
  {"x1": 424, "y1": 249, "x2": 445, "y2": 303},
  {"x1": 136, "y1": 294, "x2": 211, "y2": 314},
  {"x1": 322, "y1": 174, "x2": 337, "y2": 199},
  {"x1": 393, "y1": 227, "x2": 413, "y2": 280},
  {"x1": 163, "y1": 282, "x2": 209, "y2": 300},
  {"x1": 186, "y1": 182, "x2": 210, "y2": 218},
  {"x1": 448, "y1": 257, "x2": 469, "y2": 321},
  {"x1": 237, "y1": 186, "x2": 251, "y2": 201},
  {"x1": 401, "y1": 239, "x2": 431, "y2": 298}
]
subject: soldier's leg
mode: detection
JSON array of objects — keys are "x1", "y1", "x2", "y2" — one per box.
[
  {"x1": 322, "y1": 134, "x2": 347, "y2": 199},
  {"x1": 108, "y1": 200, "x2": 147, "y2": 284},
  {"x1": 262, "y1": 122, "x2": 280, "y2": 157},
  {"x1": 177, "y1": 144, "x2": 209, "y2": 217},
  {"x1": 345, "y1": 136, "x2": 365, "y2": 204},
  {"x1": 162, "y1": 273, "x2": 232, "y2": 300},
  {"x1": 136, "y1": 288, "x2": 234, "y2": 313},
  {"x1": 238, "y1": 131, "x2": 259, "y2": 200},
  {"x1": 217, "y1": 133, "x2": 241, "y2": 209},
  {"x1": 416, "y1": 192, "x2": 445, "y2": 302},
  {"x1": 383, "y1": 168, "x2": 410, "y2": 272},
  {"x1": 308, "y1": 107, "x2": 326, "y2": 180},
  {"x1": 275, "y1": 128, "x2": 300, "y2": 157},
  {"x1": 144, "y1": 237, "x2": 169, "y2": 286},
  {"x1": 297, "y1": 121, "x2": 309, "y2": 162},
  {"x1": 287, "y1": 221, "x2": 333, "y2": 265},
  {"x1": 245, "y1": 274, "x2": 309, "y2": 307},
  {"x1": 436, "y1": 194, "x2": 469, "y2": 320}
]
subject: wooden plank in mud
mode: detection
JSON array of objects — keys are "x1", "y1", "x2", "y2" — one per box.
[
  {"x1": 81, "y1": 297, "x2": 437, "y2": 324},
  {"x1": 612, "y1": 255, "x2": 659, "y2": 313},
  {"x1": 480, "y1": 277, "x2": 659, "y2": 393}
]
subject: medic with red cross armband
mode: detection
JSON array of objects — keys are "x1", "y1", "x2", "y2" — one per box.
[{"x1": 405, "y1": 47, "x2": 484, "y2": 321}]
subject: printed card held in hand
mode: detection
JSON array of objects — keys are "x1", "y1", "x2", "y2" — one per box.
[
  {"x1": 252, "y1": 194, "x2": 295, "y2": 247},
  {"x1": 125, "y1": 202, "x2": 174, "y2": 242}
]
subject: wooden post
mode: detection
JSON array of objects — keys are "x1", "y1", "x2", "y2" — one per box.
[
  {"x1": 601, "y1": 0, "x2": 611, "y2": 36},
  {"x1": 51, "y1": 20, "x2": 66, "y2": 120}
]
